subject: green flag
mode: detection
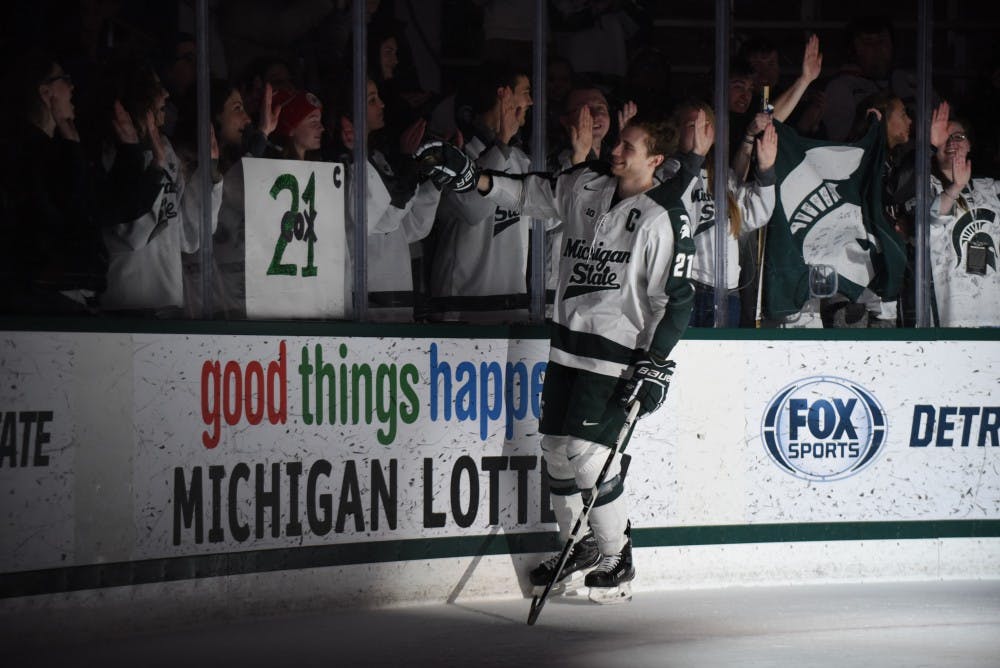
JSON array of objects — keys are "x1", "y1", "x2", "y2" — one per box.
[{"x1": 763, "y1": 121, "x2": 907, "y2": 320}]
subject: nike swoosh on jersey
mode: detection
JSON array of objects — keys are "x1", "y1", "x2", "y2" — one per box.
[
  {"x1": 494, "y1": 218, "x2": 519, "y2": 236},
  {"x1": 583, "y1": 183, "x2": 602, "y2": 191},
  {"x1": 582, "y1": 420, "x2": 601, "y2": 426},
  {"x1": 694, "y1": 220, "x2": 716, "y2": 236}
]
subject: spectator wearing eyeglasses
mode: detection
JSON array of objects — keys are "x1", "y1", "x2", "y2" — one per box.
[{"x1": 928, "y1": 109, "x2": 1000, "y2": 328}]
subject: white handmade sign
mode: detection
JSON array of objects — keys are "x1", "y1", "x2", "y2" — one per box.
[{"x1": 243, "y1": 158, "x2": 347, "y2": 318}]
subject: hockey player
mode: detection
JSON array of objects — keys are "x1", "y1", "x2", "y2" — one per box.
[{"x1": 416, "y1": 110, "x2": 713, "y2": 600}]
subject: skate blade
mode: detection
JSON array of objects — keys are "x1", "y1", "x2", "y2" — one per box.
[
  {"x1": 587, "y1": 582, "x2": 633, "y2": 605},
  {"x1": 531, "y1": 570, "x2": 587, "y2": 597}
]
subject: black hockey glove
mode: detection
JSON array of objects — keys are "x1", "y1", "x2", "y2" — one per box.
[
  {"x1": 413, "y1": 140, "x2": 478, "y2": 193},
  {"x1": 619, "y1": 355, "x2": 675, "y2": 418}
]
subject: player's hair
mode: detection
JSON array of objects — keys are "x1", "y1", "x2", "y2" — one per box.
[
  {"x1": 626, "y1": 116, "x2": 677, "y2": 159},
  {"x1": 671, "y1": 99, "x2": 743, "y2": 237}
]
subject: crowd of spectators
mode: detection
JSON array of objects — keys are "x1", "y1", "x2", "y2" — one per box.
[{"x1": 0, "y1": 1, "x2": 996, "y2": 328}]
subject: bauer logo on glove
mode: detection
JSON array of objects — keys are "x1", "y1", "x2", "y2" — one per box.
[
  {"x1": 619, "y1": 355, "x2": 675, "y2": 417},
  {"x1": 414, "y1": 140, "x2": 479, "y2": 193}
]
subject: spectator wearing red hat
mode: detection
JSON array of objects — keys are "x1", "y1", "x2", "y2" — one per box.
[{"x1": 269, "y1": 88, "x2": 324, "y2": 160}]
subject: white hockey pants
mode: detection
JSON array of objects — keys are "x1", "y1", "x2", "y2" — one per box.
[{"x1": 541, "y1": 434, "x2": 628, "y2": 555}]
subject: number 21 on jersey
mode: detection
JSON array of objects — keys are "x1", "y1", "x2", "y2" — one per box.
[
  {"x1": 672, "y1": 215, "x2": 694, "y2": 278},
  {"x1": 673, "y1": 252, "x2": 694, "y2": 278}
]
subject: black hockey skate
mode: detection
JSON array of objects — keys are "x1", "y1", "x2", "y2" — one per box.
[
  {"x1": 584, "y1": 524, "x2": 635, "y2": 604},
  {"x1": 530, "y1": 531, "x2": 600, "y2": 593}
]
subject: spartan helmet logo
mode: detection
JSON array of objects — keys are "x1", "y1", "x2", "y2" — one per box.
[
  {"x1": 782, "y1": 146, "x2": 876, "y2": 288},
  {"x1": 953, "y1": 209, "x2": 999, "y2": 271},
  {"x1": 781, "y1": 146, "x2": 864, "y2": 234}
]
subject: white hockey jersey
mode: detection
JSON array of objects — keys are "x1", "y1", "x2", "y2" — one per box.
[
  {"x1": 346, "y1": 153, "x2": 441, "y2": 322},
  {"x1": 679, "y1": 166, "x2": 775, "y2": 290},
  {"x1": 929, "y1": 176, "x2": 1000, "y2": 327},
  {"x1": 485, "y1": 161, "x2": 697, "y2": 378},
  {"x1": 101, "y1": 138, "x2": 222, "y2": 311},
  {"x1": 365, "y1": 153, "x2": 440, "y2": 321},
  {"x1": 430, "y1": 136, "x2": 532, "y2": 319}
]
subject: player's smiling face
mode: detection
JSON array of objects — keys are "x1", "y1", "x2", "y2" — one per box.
[{"x1": 611, "y1": 126, "x2": 656, "y2": 181}]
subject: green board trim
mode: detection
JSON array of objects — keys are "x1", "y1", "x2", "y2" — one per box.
[
  {"x1": 1, "y1": 315, "x2": 999, "y2": 341},
  {"x1": 2, "y1": 520, "x2": 997, "y2": 599}
]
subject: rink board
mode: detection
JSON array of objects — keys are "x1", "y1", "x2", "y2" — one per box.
[{"x1": 1, "y1": 324, "x2": 998, "y2": 602}]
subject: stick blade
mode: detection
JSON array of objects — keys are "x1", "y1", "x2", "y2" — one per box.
[{"x1": 527, "y1": 596, "x2": 542, "y2": 625}]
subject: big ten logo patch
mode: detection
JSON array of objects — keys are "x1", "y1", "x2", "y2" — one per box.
[{"x1": 761, "y1": 377, "x2": 887, "y2": 482}]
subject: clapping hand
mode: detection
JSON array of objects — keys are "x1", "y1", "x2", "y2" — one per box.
[
  {"x1": 692, "y1": 109, "x2": 715, "y2": 156},
  {"x1": 145, "y1": 109, "x2": 167, "y2": 168},
  {"x1": 112, "y1": 100, "x2": 138, "y2": 144},
  {"x1": 399, "y1": 118, "x2": 428, "y2": 156},
  {"x1": 931, "y1": 101, "x2": 951, "y2": 151},
  {"x1": 745, "y1": 111, "x2": 771, "y2": 137},
  {"x1": 952, "y1": 152, "x2": 972, "y2": 191},
  {"x1": 801, "y1": 34, "x2": 822, "y2": 84},
  {"x1": 617, "y1": 100, "x2": 637, "y2": 131},
  {"x1": 756, "y1": 122, "x2": 777, "y2": 172},
  {"x1": 258, "y1": 83, "x2": 279, "y2": 137},
  {"x1": 569, "y1": 104, "x2": 594, "y2": 164},
  {"x1": 497, "y1": 87, "x2": 519, "y2": 145}
]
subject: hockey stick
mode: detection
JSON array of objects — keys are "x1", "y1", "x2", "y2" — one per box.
[{"x1": 527, "y1": 400, "x2": 642, "y2": 626}]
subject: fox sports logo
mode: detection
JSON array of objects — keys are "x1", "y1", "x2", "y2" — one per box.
[{"x1": 761, "y1": 377, "x2": 887, "y2": 482}]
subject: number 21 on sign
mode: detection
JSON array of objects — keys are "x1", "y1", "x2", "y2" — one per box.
[{"x1": 268, "y1": 172, "x2": 319, "y2": 277}]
